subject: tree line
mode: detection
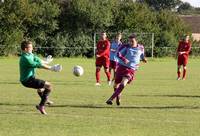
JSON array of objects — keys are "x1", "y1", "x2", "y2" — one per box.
[{"x1": 0, "y1": 0, "x2": 194, "y2": 57}]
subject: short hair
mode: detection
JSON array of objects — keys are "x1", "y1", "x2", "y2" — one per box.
[
  {"x1": 184, "y1": 34, "x2": 189, "y2": 38},
  {"x1": 21, "y1": 41, "x2": 32, "y2": 50},
  {"x1": 128, "y1": 33, "x2": 136, "y2": 39},
  {"x1": 181, "y1": 34, "x2": 189, "y2": 38},
  {"x1": 116, "y1": 32, "x2": 122, "y2": 36}
]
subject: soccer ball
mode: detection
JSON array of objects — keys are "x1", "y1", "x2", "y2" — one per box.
[{"x1": 73, "y1": 65, "x2": 84, "y2": 77}]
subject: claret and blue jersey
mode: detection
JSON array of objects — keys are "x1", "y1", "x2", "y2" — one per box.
[
  {"x1": 110, "y1": 41, "x2": 122, "y2": 62},
  {"x1": 116, "y1": 44, "x2": 145, "y2": 70}
]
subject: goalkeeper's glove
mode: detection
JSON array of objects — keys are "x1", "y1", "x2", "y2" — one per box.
[
  {"x1": 43, "y1": 55, "x2": 53, "y2": 64},
  {"x1": 50, "y1": 64, "x2": 62, "y2": 72}
]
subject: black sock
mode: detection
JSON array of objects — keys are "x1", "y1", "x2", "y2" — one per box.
[
  {"x1": 39, "y1": 89, "x2": 50, "y2": 106},
  {"x1": 37, "y1": 91, "x2": 43, "y2": 99}
]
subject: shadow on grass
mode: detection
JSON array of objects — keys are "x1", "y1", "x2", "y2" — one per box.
[
  {"x1": 0, "y1": 81, "x2": 87, "y2": 86},
  {"x1": 0, "y1": 103, "x2": 34, "y2": 106},
  {"x1": 51, "y1": 104, "x2": 200, "y2": 110},
  {"x1": 1, "y1": 102, "x2": 200, "y2": 110},
  {"x1": 0, "y1": 81, "x2": 20, "y2": 85},
  {"x1": 1, "y1": 93, "x2": 200, "y2": 111}
]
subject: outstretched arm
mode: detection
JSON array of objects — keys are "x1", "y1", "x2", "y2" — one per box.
[
  {"x1": 41, "y1": 63, "x2": 62, "y2": 72},
  {"x1": 41, "y1": 55, "x2": 53, "y2": 64},
  {"x1": 24, "y1": 54, "x2": 62, "y2": 72},
  {"x1": 140, "y1": 51, "x2": 147, "y2": 63}
]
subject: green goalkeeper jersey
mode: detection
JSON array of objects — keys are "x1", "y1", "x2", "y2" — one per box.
[{"x1": 19, "y1": 52, "x2": 42, "y2": 82}]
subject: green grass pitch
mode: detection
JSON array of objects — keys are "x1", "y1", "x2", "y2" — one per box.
[{"x1": 0, "y1": 57, "x2": 200, "y2": 136}]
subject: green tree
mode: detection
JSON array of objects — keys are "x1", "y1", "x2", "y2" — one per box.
[
  {"x1": 0, "y1": 0, "x2": 60, "y2": 56},
  {"x1": 0, "y1": 0, "x2": 192, "y2": 57},
  {"x1": 59, "y1": 0, "x2": 118, "y2": 34},
  {"x1": 137, "y1": 0, "x2": 181, "y2": 11},
  {"x1": 112, "y1": 2, "x2": 159, "y2": 33},
  {"x1": 154, "y1": 10, "x2": 190, "y2": 56},
  {"x1": 177, "y1": 2, "x2": 193, "y2": 13}
]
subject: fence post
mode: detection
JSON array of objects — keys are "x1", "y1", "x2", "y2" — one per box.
[
  {"x1": 93, "y1": 32, "x2": 96, "y2": 58},
  {"x1": 151, "y1": 33, "x2": 154, "y2": 58}
]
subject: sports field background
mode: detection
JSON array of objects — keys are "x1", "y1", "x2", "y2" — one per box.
[{"x1": 0, "y1": 57, "x2": 200, "y2": 136}]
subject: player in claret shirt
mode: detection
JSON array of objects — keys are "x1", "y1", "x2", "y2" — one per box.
[
  {"x1": 177, "y1": 35, "x2": 191, "y2": 80},
  {"x1": 109, "y1": 33, "x2": 122, "y2": 83},
  {"x1": 95, "y1": 32, "x2": 111, "y2": 86},
  {"x1": 106, "y1": 33, "x2": 147, "y2": 105}
]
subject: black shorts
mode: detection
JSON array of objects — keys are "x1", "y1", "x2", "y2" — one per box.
[{"x1": 21, "y1": 76, "x2": 45, "y2": 89}]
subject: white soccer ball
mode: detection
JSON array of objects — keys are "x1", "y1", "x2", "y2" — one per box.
[{"x1": 73, "y1": 65, "x2": 84, "y2": 77}]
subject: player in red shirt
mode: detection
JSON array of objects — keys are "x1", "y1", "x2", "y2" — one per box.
[
  {"x1": 177, "y1": 35, "x2": 191, "y2": 80},
  {"x1": 95, "y1": 32, "x2": 111, "y2": 86}
]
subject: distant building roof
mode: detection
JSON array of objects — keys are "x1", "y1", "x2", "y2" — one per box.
[{"x1": 180, "y1": 15, "x2": 200, "y2": 33}]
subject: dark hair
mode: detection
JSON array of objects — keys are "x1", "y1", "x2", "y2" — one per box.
[
  {"x1": 128, "y1": 33, "x2": 136, "y2": 39},
  {"x1": 101, "y1": 31, "x2": 106, "y2": 34},
  {"x1": 116, "y1": 32, "x2": 122, "y2": 36},
  {"x1": 21, "y1": 41, "x2": 32, "y2": 50}
]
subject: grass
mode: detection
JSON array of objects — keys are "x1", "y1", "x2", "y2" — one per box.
[{"x1": 0, "y1": 57, "x2": 200, "y2": 136}]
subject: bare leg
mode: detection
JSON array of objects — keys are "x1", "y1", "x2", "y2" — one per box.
[
  {"x1": 182, "y1": 66, "x2": 187, "y2": 80},
  {"x1": 177, "y1": 65, "x2": 181, "y2": 80},
  {"x1": 96, "y1": 66, "x2": 101, "y2": 85},
  {"x1": 37, "y1": 88, "x2": 44, "y2": 99},
  {"x1": 104, "y1": 67, "x2": 111, "y2": 84}
]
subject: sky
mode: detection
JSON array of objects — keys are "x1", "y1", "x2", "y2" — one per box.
[{"x1": 181, "y1": 0, "x2": 200, "y2": 7}]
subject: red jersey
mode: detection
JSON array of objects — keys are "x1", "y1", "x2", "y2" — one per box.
[
  {"x1": 177, "y1": 41, "x2": 191, "y2": 56},
  {"x1": 96, "y1": 39, "x2": 110, "y2": 58}
]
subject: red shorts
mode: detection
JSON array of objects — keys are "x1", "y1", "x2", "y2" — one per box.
[
  {"x1": 110, "y1": 60, "x2": 117, "y2": 70},
  {"x1": 115, "y1": 64, "x2": 136, "y2": 84},
  {"x1": 177, "y1": 55, "x2": 188, "y2": 66},
  {"x1": 96, "y1": 57, "x2": 110, "y2": 68}
]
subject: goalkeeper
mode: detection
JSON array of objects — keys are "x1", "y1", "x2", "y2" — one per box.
[{"x1": 19, "y1": 40, "x2": 62, "y2": 115}]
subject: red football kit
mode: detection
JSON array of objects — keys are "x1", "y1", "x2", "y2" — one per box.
[
  {"x1": 177, "y1": 41, "x2": 191, "y2": 66},
  {"x1": 96, "y1": 39, "x2": 110, "y2": 68}
]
